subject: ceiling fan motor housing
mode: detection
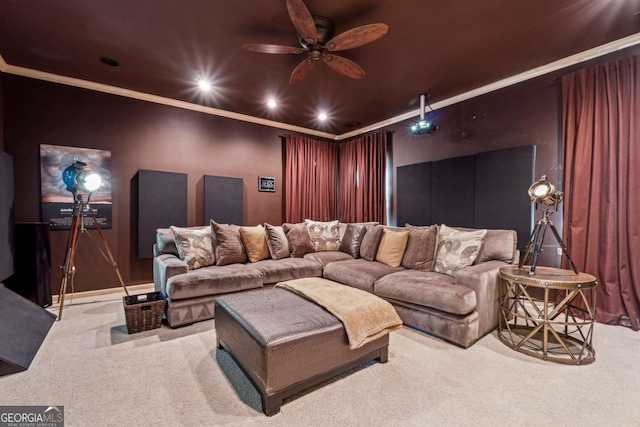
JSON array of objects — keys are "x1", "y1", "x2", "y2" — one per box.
[{"x1": 298, "y1": 15, "x2": 336, "y2": 48}]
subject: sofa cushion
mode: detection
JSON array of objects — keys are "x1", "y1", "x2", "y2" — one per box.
[
  {"x1": 251, "y1": 258, "x2": 323, "y2": 284},
  {"x1": 376, "y1": 228, "x2": 409, "y2": 267},
  {"x1": 156, "y1": 227, "x2": 180, "y2": 256},
  {"x1": 166, "y1": 264, "x2": 263, "y2": 300},
  {"x1": 339, "y1": 224, "x2": 366, "y2": 258},
  {"x1": 305, "y1": 219, "x2": 341, "y2": 251},
  {"x1": 374, "y1": 270, "x2": 476, "y2": 316},
  {"x1": 264, "y1": 223, "x2": 290, "y2": 260},
  {"x1": 211, "y1": 221, "x2": 248, "y2": 265},
  {"x1": 170, "y1": 226, "x2": 215, "y2": 270},
  {"x1": 239, "y1": 225, "x2": 270, "y2": 263},
  {"x1": 283, "y1": 222, "x2": 315, "y2": 257},
  {"x1": 304, "y1": 250, "x2": 354, "y2": 266},
  {"x1": 434, "y1": 225, "x2": 487, "y2": 276},
  {"x1": 323, "y1": 259, "x2": 405, "y2": 293},
  {"x1": 359, "y1": 225, "x2": 384, "y2": 261},
  {"x1": 402, "y1": 224, "x2": 438, "y2": 271}
]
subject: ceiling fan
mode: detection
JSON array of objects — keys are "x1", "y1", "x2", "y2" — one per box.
[{"x1": 242, "y1": 0, "x2": 389, "y2": 84}]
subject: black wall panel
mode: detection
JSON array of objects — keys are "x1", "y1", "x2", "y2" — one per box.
[
  {"x1": 135, "y1": 170, "x2": 187, "y2": 258},
  {"x1": 397, "y1": 162, "x2": 430, "y2": 226},
  {"x1": 396, "y1": 146, "x2": 534, "y2": 248},
  {"x1": 475, "y1": 146, "x2": 534, "y2": 251},
  {"x1": 430, "y1": 155, "x2": 476, "y2": 227},
  {"x1": 0, "y1": 152, "x2": 14, "y2": 283},
  {"x1": 204, "y1": 175, "x2": 244, "y2": 225}
]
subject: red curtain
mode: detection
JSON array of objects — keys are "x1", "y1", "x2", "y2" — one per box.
[
  {"x1": 284, "y1": 134, "x2": 338, "y2": 223},
  {"x1": 338, "y1": 131, "x2": 388, "y2": 223},
  {"x1": 562, "y1": 55, "x2": 640, "y2": 330}
]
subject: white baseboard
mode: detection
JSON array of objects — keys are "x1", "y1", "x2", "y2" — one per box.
[{"x1": 52, "y1": 283, "x2": 155, "y2": 304}]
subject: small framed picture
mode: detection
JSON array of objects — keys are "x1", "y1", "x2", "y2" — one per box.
[{"x1": 258, "y1": 176, "x2": 276, "y2": 192}]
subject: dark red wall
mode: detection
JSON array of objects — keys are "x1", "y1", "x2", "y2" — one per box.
[
  {"x1": 3, "y1": 45, "x2": 638, "y2": 291},
  {"x1": 0, "y1": 72, "x2": 4, "y2": 151},
  {"x1": 3, "y1": 75, "x2": 285, "y2": 292},
  {"x1": 386, "y1": 44, "x2": 640, "y2": 267}
]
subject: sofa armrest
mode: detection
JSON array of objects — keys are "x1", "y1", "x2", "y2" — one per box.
[
  {"x1": 455, "y1": 260, "x2": 509, "y2": 338},
  {"x1": 154, "y1": 254, "x2": 189, "y2": 297}
]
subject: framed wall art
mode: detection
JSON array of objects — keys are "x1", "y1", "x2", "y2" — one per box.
[
  {"x1": 40, "y1": 144, "x2": 112, "y2": 229},
  {"x1": 258, "y1": 176, "x2": 276, "y2": 192}
]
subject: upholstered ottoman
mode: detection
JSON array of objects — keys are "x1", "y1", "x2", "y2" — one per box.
[{"x1": 215, "y1": 287, "x2": 390, "y2": 416}]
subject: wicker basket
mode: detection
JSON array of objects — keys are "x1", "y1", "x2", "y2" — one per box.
[{"x1": 123, "y1": 292, "x2": 166, "y2": 334}]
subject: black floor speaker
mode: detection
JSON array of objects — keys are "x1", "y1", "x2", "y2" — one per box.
[
  {"x1": 0, "y1": 286, "x2": 56, "y2": 376},
  {"x1": 4, "y1": 222, "x2": 52, "y2": 307}
]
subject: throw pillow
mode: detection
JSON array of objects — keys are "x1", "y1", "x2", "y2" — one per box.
[
  {"x1": 305, "y1": 219, "x2": 340, "y2": 251},
  {"x1": 401, "y1": 224, "x2": 438, "y2": 271},
  {"x1": 376, "y1": 228, "x2": 410, "y2": 267},
  {"x1": 339, "y1": 224, "x2": 367, "y2": 258},
  {"x1": 282, "y1": 222, "x2": 315, "y2": 257},
  {"x1": 474, "y1": 229, "x2": 517, "y2": 264},
  {"x1": 359, "y1": 225, "x2": 384, "y2": 261},
  {"x1": 264, "y1": 223, "x2": 290, "y2": 260},
  {"x1": 434, "y1": 224, "x2": 487, "y2": 276},
  {"x1": 210, "y1": 220, "x2": 248, "y2": 266},
  {"x1": 156, "y1": 227, "x2": 179, "y2": 256},
  {"x1": 239, "y1": 225, "x2": 270, "y2": 263},
  {"x1": 170, "y1": 226, "x2": 215, "y2": 270}
]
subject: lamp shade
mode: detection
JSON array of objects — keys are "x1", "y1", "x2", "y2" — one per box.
[{"x1": 528, "y1": 175, "x2": 562, "y2": 206}]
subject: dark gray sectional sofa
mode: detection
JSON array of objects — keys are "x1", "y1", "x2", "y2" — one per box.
[{"x1": 153, "y1": 222, "x2": 517, "y2": 348}]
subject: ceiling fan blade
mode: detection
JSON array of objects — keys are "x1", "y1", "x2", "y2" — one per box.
[
  {"x1": 323, "y1": 54, "x2": 365, "y2": 80},
  {"x1": 325, "y1": 23, "x2": 389, "y2": 51},
  {"x1": 290, "y1": 58, "x2": 315, "y2": 84},
  {"x1": 286, "y1": 0, "x2": 317, "y2": 44},
  {"x1": 242, "y1": 44, "x2": 305, "y2": 54}
]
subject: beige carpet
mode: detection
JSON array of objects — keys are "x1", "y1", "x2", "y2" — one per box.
[{"x1": 1, "y1": 291, "x2": 639, "y2": 427}]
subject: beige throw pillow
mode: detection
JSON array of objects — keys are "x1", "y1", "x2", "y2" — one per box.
[
  {"x1": 170, "y1": 226, "x2": 215, "y2": 270},
  {"x1": 434, "y1": 224, "x2": 487, "y2": 276},
  {"x1": 305, "y1": 219, "x2": 340, "y2": 251},
  {"x1": 239, "y1": 225, "x2": 270, "y2": 263},
  {"x1": 376, "y1": 228, "x2": 410, "y2": 267}
]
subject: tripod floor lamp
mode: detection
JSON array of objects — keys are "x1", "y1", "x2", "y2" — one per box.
[
  {"x1": 518, "y1": 175, "x2": 579, "y2": 276},
  {"x1": 57, "y1": 161, "x2": 129, "y2": 320}
]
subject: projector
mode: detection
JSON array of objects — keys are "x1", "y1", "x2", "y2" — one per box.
[
  {"x1": 410, "y1": 119, "x2": 439, "y2": 135},
  {"x1": 410, "y1": 94, "x2": 439, "y2": 135}
]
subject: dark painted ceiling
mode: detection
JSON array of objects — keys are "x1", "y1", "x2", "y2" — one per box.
[{"x1": 1, "y1": 0, "x2": 640, "y2": 135}]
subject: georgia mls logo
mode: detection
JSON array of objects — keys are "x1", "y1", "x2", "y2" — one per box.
[{"x1": 0, "y1": 405, "x2": 64, "y2": 427}]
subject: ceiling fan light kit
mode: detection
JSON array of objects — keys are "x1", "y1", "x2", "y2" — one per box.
[{"x1": 242, "y1": 0, "x2": 389, "y2": 83}]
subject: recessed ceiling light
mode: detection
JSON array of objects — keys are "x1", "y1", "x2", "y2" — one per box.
[
  {"x1": 318, "y1": 112, "x2": 328, "y2": 121},
  {"x1": 197, "y1": 79, "x2": 212, "y2": 91},
  {"x1": 99, "y1": 57, "x2": 119, "y2": 67},
  {"x1": 267, "y1": 98, "x2": 278, "y2": 109}
]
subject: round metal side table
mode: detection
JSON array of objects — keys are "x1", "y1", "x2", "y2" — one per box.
[{"x1": 498, "y1": 266, "x2": 597, "y2": 365}]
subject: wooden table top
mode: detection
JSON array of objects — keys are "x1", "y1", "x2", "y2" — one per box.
[{"x1": 499, "y1": 265, "x2": 597, "y2": 289}]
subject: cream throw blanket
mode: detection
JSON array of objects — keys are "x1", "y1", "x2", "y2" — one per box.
[{"x1": 275, "y1": 278, "x2": 403, "y2": 349}]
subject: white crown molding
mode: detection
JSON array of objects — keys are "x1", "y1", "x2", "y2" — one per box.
[
  {"x1": 337, "y1": 32, "x2": 640, "y2": 140},
  {"x1": 1, "y1": 61, "x2": 338, "y2": 140},
  {"x1": 3, "y1": 32, "x2": 640, "y2": 141}
]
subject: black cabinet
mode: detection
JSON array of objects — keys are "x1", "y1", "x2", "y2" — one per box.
[{"x1": 4, "y1": 222, "x2": 52, "y2": 307}]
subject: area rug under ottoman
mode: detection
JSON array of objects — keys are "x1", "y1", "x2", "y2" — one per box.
[{"x1": 214, "y1": 278, "x2": 402, "y2": 415}]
